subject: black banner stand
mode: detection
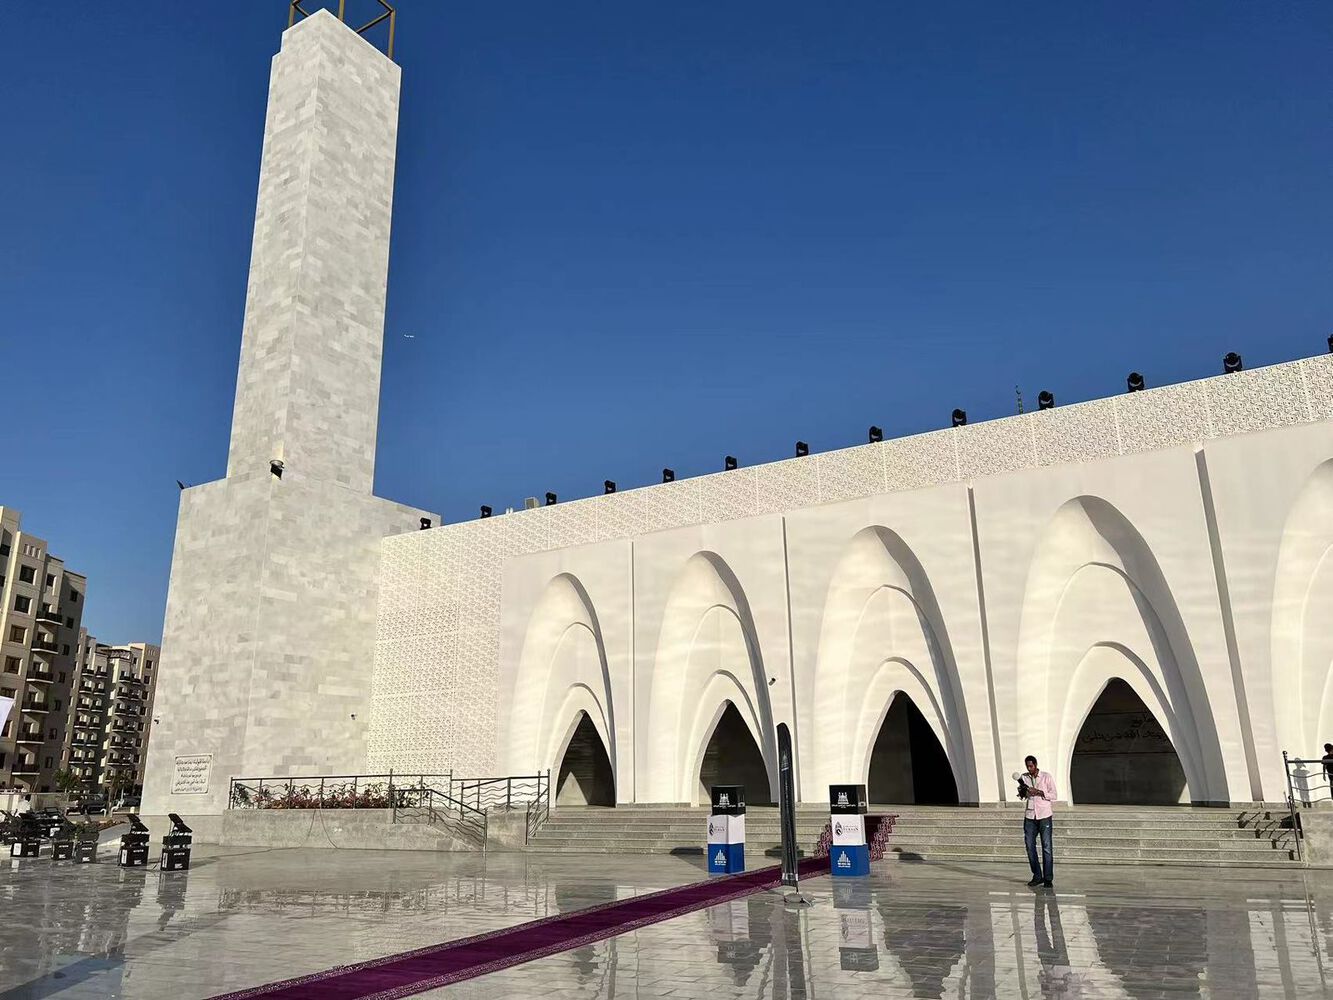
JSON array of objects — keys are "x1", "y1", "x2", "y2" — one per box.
[{"x1": 777, "y1": 723, "x2": 811, "y2": 906}]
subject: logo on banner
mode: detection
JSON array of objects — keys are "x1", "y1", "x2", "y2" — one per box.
[
  {"x1": 709, "y1": 820, "x2": 718, "y2": 838},
  {"x1": 834, "y1": 822, "x2": 843, "y2": 836},
  {"x1": 714, "y1": 849, "x2": 726, "y2": 866},
  {"x1": 837, "y1": 791, "x2": 850, "y2": 807},
  {"x1": 836, "y1": 851, "x2": 852, "y2": 869},
  {"x1": 718, "y1": 792, "x2": 731, "y2": 808}
]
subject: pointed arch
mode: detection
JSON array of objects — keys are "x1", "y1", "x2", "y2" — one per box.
[
  {"x1": 645, "y1": 552, "x2": 777, "y2": 806},
  {"x1": 506, "y1": 574, "x2": 617, "y2": 796},
  {"x1": 1271, "y1": 460, "x2": 1333, "y2": 751},
  {"x1": 812, "y1": 526, "x2": 977, "y2": 802},
  {"x1": 865, "y1": 689, "x2": 960, "y2": 804},
  {"x1": 553, "y1": 709, "x2": 616, "y2": 806},
  {"x1": 1016, "y1": 496, "x2": 1227, "y2": 804}
]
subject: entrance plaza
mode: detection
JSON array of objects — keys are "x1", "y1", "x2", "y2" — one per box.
[{"x1": 1, "y1": 846, "x2": 1331, "y2": 999}]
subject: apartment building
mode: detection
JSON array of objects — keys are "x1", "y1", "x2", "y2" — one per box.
[
  {"x1": 0, "y1": 507, "x2": 86, "y2": 793},
  {"x1": 62, "y1": 639, "x2": 159, "y2": 796}
]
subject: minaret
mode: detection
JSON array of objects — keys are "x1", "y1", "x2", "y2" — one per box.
[
  {"x1": 142, "y1": 10, "x2": 434, "y2": 822},
  {"x1": 226, "y1": 7, "x2": 399, "y2": 492}
]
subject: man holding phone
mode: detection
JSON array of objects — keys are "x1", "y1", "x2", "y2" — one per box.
[{"x1": 1020, "y1": 754, "x2": 1057, "y2": 888}]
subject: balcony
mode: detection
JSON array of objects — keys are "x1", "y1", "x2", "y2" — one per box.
[
  {"x1": 10, "y1": 761, "x2": 39, "y2": 775},
  {"x1": 21, "y1": 699, "x2": 51, "y2": 715},
  {"x1": 26, "y1": 665, "x2": 54, "y2": 683},
  {"x1": 36, "y1": 609, "x2": 62, "y2": 626},
  {"x1": 16, "y1": 730, "x2": 43, "y2": 744},
  {"x1": 31, "y1": 639, "x2": 58, "y2": 654}
]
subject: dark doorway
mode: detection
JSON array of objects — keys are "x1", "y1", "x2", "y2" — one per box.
[
  {"x1": 867, "y1": 694, "x2": 959, "y2": 804},
  {"x1": 698, "y1": 702, "x2": 773, "y2": 805},
  {"x1": 1070, "y1": 679, "x2": 1188, "y2": 804},
  {"x1": 555, "y1": 711, "x2": 615, "y2": 806}
]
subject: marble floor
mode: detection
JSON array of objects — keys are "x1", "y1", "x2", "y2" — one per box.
[{"x1": 0, "y1": 845, "x2": 1330, "y2": 999}]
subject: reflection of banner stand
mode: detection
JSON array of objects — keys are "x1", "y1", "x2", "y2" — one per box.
[
  {"x1": 707, "y1": 785, "x2": 745, "y2": 874},
  {"x1": 829, "y1": 783, "x2": 870, "y2": 877},
  {"x1": 710, "y1": 898, "x2": 754, "y2": 965}
]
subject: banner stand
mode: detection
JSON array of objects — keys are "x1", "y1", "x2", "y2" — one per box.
[
  {"x1": 706, "y1": 784, "x2": 746, "y2": 874},
  {"x1": 777, "y1": 723, "x2": 813, "y2": 907},
  {"x1": 829, "y1": 783, "x2": 871, "y2": 877}
]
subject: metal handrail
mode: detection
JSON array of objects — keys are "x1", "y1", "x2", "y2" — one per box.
[
  {"x1": 1281, "y1": 752, "x2": 1333, "y2": 863},
  {"x1": 524, "y1": 770, "x2": 552, "y2": 843},
  {"x1": 227, "y1": 772, "x2": 453, "y2": 810},
  {"x1": 450, "y1": 773, "x2": 549, "y2": 812}
]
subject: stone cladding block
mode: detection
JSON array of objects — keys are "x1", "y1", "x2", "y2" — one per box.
[
  {"x1": 957, "y1": 414, "x2": 1037, "y2": 480},
  {"x1": 1033, "y1": 398, "x2": 1122, "y2": 467},
  {"x1": 1206, "y1": 364, "x2": 1309, "y2": 437},
  {"x1": 883, "y1": 429, "x2": 959, "y2": 492},
  {"x1": 816, "y1": 443, "x2": 886, "y2": 504},
  {"x1": 698, "y1": 470, "x2": 759, "y2": 524},
  {"x1": 1115, "y1": 379, "x2": 1212, "y2": 453},
  {"x1": 756, "y1": 457, "x2": 820, "y2": 516}
]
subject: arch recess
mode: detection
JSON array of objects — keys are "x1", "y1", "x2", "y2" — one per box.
[
  {"x1": 812, "y1": 527, "x2": 977, "y2": 801},
  {"x1": 1016, "y1": 496, "x2": 1228, "y2": 804},
  {"x1": 507, "y1": 574, "x2": 617, "y2": 793},
  {"x1": 644, "y1": 552, "x2": 777, "y2": 806},
  {"x1": 1271, "y1": 460, "x2": 1333, "y2": 751}
]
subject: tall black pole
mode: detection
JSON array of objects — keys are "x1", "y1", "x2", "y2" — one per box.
[{"x1": 777, "y1": 723, "x2": 800, "y2": 889}]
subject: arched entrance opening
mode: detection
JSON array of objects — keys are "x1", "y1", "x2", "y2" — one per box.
[
  {"x1": 555, "y1": 711, "x2": 616, "y2": 806},
  {"x1": 868, "y1": 694, "x2": 959, "y2": 804},
  {"x1": 1070, "y1": 679, "x2": 1188, "y2": 804},
  {"x1": 863, "y1": 698, "x2": 959, "y2": 805},
  {"x1": 698, "y1": 702, "x2": 773, "y2": 806}
]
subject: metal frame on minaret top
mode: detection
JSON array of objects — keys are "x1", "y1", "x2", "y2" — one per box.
[{"x1": 288, "y1": 1, "x2": 397, "y2": 60}]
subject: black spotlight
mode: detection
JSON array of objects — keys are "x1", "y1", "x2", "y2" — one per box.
[
  {"x1": 795, "y1": 441, "x2": 809, "y2": 457},
  {"x1": 604, "y1": 480, "x2": 616, "y2": 494},
  {"x1": 868, "y1": 426, "x2": 883, "y2": 443},
  {"x1": 662, "y1": 468, "x2": 675, "y2": 483},
  {"x1": 1037, "y1": 390, "x2": 1055, "y2": 410},
  {"x1": 1327, "y1": 334, "x2": 1333, "y2": 354},
  {"x1": 1223, "y1": 351, "x2": 1243, "y2": 374},
  {"x1": 724, "y1": 455, "x2": 738, "y2": 471},
  {"x1": 545, "y1": 492, "x2": 557, "y2": 506},
  {"x1": 951, "y1": 408, "x2": 967, "y2": 427},
  {"x1": 419, "y1": 517, "x2": 432, "y2": 530},
  {"x1": 480, "y1": 506, "x2": 492, "y2": 518},
  {"x1": 269, "y1": 459, "x2": 284, "y2": 479},
  {"x1": 1126, "y1": 371, "x2": 1146, "y2": 392}
]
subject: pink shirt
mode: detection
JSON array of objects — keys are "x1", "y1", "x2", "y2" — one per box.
[{"x1": 1023, "y1": 771, "x2": 1057, "y2": 820}]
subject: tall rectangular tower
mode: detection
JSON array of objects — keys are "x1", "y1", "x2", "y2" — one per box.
[{"x1": 141, "y1": 11, "x2": 434, "y2": 826}]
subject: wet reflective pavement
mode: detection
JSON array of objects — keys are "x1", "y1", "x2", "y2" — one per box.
[{"x1": 0, "y1": 845, "x2": 1330, "y2": 999}]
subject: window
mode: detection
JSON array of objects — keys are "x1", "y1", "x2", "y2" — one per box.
[
  {"x1": 62, "y1": 645, "x2": 70, "y2": 656},
  {"x1": 13, "y1": 595, "x2": 30, "y2": 614},
  {"x1": 18, "y1": 565, "x2": 35, "y2": 584},
  {"x1": 57, "y1": 671, "x2": 65, "y2": 683},
  {"x1": 43, "y1": 757, "x2": 53, "y2": 768},
  {"x1": 8, "y1": 625, "x2": 24, "y2": 643},
  {"x1": 54, "y1": 699, "x2": 61, "y2": 711},
  {"x1": 0, "y1": 542, "x2": 8, "y2": 555},
  {"x1": 47, "y1": 727, "x2": 56, "y2": 738},
  {"x1": 0, "y1": 753, "x2": 5, "y2": 767},
  {"x1": 45, "y1": 574, "x2": 54, "y2": 589},
  {"x1": 0, "y1": 722, "x2": 8, "y2": 738},
  {"x1": 0, "y1": 687, "x2": 14, "y2": 699},
  {"x1": 68, "y1": 590, "x2": 79, "y2": 603},
  {"x1": 4, "y1": 657, "x2": 18, "y2": 674},
  {"x1": 65, "y1": 617, "x2": 73, "y2": 627}
]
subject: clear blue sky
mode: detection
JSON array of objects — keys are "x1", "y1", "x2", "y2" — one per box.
[{"x1": 1, "y1": 1, "x2": 1330, "y2": 644}]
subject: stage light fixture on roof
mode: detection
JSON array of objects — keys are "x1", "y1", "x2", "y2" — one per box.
[
  {"x1": 662, "y1": 468, "x2": 675, "y2": 483},
  {"x1": 545, "y1": 492, "x2": 557, "y2": 506},
  {"x1": 604, "y1": 480, "x2": 616, "y2": 495},
  {"x1": 724, "y1": 456, "x2": 738, "y2": 471},
  {"x1": 951, "y1": 409, "x2": 967, "y2": 427},
  {"x1": 795, "y1": 441, "x2": 809, "y2": 458},
  {"x1": 1037, "y1": 391, "x2": 1055, "y2": 410},
  {"x1": 419, "y1": 518, "x2": 431, "y2": 530},
  {"x1": 868, "y1": 426, "x2": 883, "y2": 443},
  {"x1": 479, "y1": 506, "x2": 492, "y2": 518},
  {"x1": 1223, "y1": 352, "x2": 1243, "y2": 374},
  {"x1": 1126, "y1": 371, "x2": 1146, "y2": 392}
]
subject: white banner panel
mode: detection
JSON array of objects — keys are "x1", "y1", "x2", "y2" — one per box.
[{"x1": 831, "y1": 815, "x2": 865, "y2": 846}]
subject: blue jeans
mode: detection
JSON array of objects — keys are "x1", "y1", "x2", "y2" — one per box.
[{"x1": 1025, "y1": 817, "x2": 1053, "y2": 882}]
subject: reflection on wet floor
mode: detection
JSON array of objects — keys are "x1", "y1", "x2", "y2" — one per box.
[{"x1": 0, "y1": 846, "x2": 1330, "y2": 999}]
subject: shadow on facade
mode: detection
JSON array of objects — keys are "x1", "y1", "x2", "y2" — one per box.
[
  {"x1": 699, "y1": 702, "x2": 774, "y2": 805},
  {"x1": 1071, "y1": 678, "x2": 1188, "y2": 805},
  {"x1": 868, "y1": 694, "x2": 959, "y2": 805},
  {"x1": 556, "y1": 711, "x2": 616, "y2": 807}
]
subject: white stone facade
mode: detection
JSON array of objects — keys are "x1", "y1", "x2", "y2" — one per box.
[{"x1": 371, "y1": 356, "x2": 1333, "y2": 807}]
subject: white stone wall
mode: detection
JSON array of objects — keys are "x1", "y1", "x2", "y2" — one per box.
[{"x1": 372, "y1": 355, "x2": 1333, "y2": 805}]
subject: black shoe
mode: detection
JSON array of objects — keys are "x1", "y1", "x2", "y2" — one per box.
[
  {"x1": 1027, "y1": 878, "x2": 1042, "y2": 887},
  {"x1": 1042, "y1": 880, "x2": 1053, "y2": 888}
]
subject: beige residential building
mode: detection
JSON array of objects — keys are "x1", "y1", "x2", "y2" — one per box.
[
  {"x1": 62, "y1": 640, "x2": 159, "y2": 796},
  {"x1": 0, "y1": 507, "x2": 86, "y2": 793}
]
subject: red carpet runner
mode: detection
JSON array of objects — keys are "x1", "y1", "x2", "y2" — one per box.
[{"x1": 210, "y1": 857, "x2": 829, "y2": 1000}]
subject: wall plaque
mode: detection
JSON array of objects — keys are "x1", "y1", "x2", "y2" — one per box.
[{"x1": 171, "y1": 754, "x2": 213, "y2": 794}]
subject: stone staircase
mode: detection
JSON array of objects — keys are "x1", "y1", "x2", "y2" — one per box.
[{"x1": 527, "y1": 804, "x2": 1300, "y2": 867}]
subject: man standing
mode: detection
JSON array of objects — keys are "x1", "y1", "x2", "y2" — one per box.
[{"x1": 1021, "y1": 755, "x2": 1057, "y2": 888}]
